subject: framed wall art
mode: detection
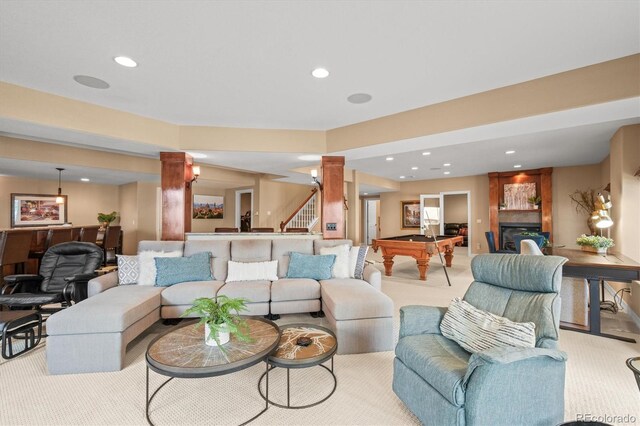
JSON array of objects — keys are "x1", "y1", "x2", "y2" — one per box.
[
  {"x1": 11, "y1": 193, "x2": 68, "y2": 227},
  {"x1": 193, "y1": 195, "x2": 224, "y2": 219},
  {"x1": 401, "y1": 200, "x2": 421, "y2": 229},
  {"x1": 503, "y1": 183, "x2": 536, "y2": 210}
]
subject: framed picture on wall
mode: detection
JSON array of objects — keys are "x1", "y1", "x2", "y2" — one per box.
[
  {"x1": 11, "y1": 193, "x2": 68, "y2": 227},
  {"x1": 401, "y1": 200, "x2": 421, "y2": 229},
  {"x1": 193, "y1": 195, "x2": 224, "y2": 219}
]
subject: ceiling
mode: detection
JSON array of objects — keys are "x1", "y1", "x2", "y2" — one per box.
[{"x1": 0, "y1": 1, "x2": 639, "y2": 194}]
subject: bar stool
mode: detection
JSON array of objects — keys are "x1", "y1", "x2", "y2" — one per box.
[
  {"x1": 0, "y1": 229, "x2": 33, "y2": 279},
  {"x1": 99, "y1": 225, "x2": 121, "y2": 266},
  {"x1": 79, "y1": 225, "x2": 101, "y2": 243},
  {"x1": 250, "y1": 228, "x2": 274, "y2": 232},
  {"x1": 214, "y1": 227, "x2": 239, "y2": 232}
]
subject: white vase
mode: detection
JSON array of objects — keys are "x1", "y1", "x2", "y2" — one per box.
[
  {"x1": 581, "y1": 246, "x2": 607, "y2": 254},
  {"x1": 204, "y1": 323, "x2": 230, "y2": 346}
]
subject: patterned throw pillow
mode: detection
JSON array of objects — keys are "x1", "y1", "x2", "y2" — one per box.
[
  {"x1": 348, "y1": 245, "x2": 370, "y2": 279},
  {"x1": 440, "y1": 297, "x2": 536, "y2": 353},
  {"x1": 117, "y1": 255, "x2": 139, "y2": 285},
  {"x1": 154, "y1": 252, "x2": 212, "y2": 286}
]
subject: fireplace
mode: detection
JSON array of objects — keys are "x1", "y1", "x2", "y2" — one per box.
[{"x1": 500, "y1": 222, "x2": 541, "y2": 251}]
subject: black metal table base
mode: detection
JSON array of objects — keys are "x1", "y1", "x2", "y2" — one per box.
[
  {"x1": 145, "y1": 361, "x2": 270, "y2": 426},
  {"x1": 257, "y1": 358, "x2": 337, "y2": 409}
]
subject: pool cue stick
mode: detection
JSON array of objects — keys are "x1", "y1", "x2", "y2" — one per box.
[{"x1": 424, "y1": 208, "x2": 452, "y2": 287}]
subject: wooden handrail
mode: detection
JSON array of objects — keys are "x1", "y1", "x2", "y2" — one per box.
[{"x1": 280, "y1": 188, "x2": 318, "y2": 232}]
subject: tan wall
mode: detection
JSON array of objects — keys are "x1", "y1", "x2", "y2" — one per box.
[
  {"x1": 119, "y1": 182, "x2": 139, "y2": 254},
  {"x1": 190, "y1": 188, "x2": 229, "y2": 233},
  {"x1": 379, "y1": 175, "x2": 489, "y2": 253},
  {"x1": 552, "y1": 164, "x2": 604, "y2": 248},
  {"x1": 0, "y1": 176, "x2": 119, "y2": 230},
  {"x1": 443, "y1": 194, "x2": 468, "y2": 223},
  {"x1": 257, "y1": 179, "x2": 314, "y2": 230}
]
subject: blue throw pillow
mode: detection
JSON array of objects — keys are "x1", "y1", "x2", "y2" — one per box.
[
  {"x1": 286, "y1": 252, "x2": 336, "y2": 280},
  {"x1": 155, "y1": 252, "x2": 212, "y2": 286}
]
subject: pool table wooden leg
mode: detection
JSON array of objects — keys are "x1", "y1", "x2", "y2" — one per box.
[
  {"x1": 416, "y1": 258, "x2": 430, "y2": 281},
  {"x1": 443, "y1": 247, "x2": 454, "y2": 267},
  {"x1": 382, "y1": 255, "x2": 395, "y2": 277}
]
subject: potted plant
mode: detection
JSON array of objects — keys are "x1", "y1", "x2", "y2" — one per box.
[
  {"x1": 499, "y1": 201, "x2": 507, "y2": 210},
  {"x1": 575, "y1": 234, "x2": 615, "y2": 254},
  {"x1": 527, "y1": 196, "x2": 542, "y2": 209},
  {"x1": 181, "y1": 295, "x2": 251, "y2": 347},
  {"x1": 97, "y1": 211, "x2": 118, "y2": 228},
  {"x1": 519, "y1": 231, "x2": 550, "y2": 248}
]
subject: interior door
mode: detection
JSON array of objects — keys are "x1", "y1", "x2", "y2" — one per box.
[
  {"x1": 366, "y1": 199, "x2": 378, "y2": 244},
  {"x1": 419, "y1": 194, "x2": 443, "y2": 236}
]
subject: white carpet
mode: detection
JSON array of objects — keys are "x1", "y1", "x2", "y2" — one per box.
[{"x1": 1, "y1": 248, "x2": 639, "y2": 425}]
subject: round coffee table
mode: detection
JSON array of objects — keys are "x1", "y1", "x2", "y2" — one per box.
[
  {"x1": 258, "y1": 323, "x2": 337, "y2": 409},
  {"x1": 145, "y1": 317, "x2": 280, "y2": 426}
]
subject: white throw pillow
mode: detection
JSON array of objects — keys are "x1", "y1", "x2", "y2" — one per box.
[
  {"x1": 440, "y1": 297, "x2": 536, "y2": 353},
  {"x1": 348, "y1": 245, "x2": 370, "y2": 279},
  {"x1": 320, "y1": 244, "x2": 350, "y2": 279},
  {"x1": 226, "y1": 260, "x2": 279, "y2": 282},
  {"x1": 138, "y1": 251, "x2": 182, "y2": 285},
  {"x1": 116, "y1": 255, "x2": 139, "y2": 285}
]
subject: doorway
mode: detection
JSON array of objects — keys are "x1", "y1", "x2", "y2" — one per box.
[
  {"x1": 364, "y1": 198, "x2": 380, "y2": 245},
  {"x1": 441, "y1": 191, "x2": 471, "y2": 256},
  {"x1": 235, "y1": 189, "x2": 253, "y2": 231}
]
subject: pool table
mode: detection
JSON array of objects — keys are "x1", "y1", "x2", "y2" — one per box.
[{"x1": 372, "y1": 234, "x2": 464, "y2": 281}]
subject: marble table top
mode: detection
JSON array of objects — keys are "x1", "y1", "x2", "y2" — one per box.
[{"x1": 146, "y1": 318, "x2": 280, "y2": 378}]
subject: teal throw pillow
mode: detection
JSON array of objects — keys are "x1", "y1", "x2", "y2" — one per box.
[
  {"x1": 286, "y1": 252, "x2": 336, "y2": 280},
  {"x1": 155, "y1": 252, "x2": 212, "y2": 286}
]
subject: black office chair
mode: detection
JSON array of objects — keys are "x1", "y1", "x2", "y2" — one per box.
[
  {"x1": 485, "y1": 231, "x2": 514, "y2": 253},
  {"x1": 0, "y1": 242, "x2": 103, "y2": 311}
]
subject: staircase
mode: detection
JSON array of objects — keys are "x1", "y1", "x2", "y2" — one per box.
[{"x1": 280, "y1": 188, "x2": 319, "y2": 232}]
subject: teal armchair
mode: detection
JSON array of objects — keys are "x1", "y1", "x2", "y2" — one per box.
[{"x1": 393, "y1": 254, "x2": 568, "y2": 426}]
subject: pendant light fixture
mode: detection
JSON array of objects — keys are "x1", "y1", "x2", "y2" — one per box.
[{"x1": 55, "y1": 168, "x2": 65, "y2": 204}]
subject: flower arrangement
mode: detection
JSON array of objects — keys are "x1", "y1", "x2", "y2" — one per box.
[{"x1": 575, "y1": 234, "x2": 615, "y2": 249}]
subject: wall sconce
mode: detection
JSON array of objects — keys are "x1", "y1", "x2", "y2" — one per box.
[
  {"x1": 591, "y1": 193, "x2": 613, "y2": 229},
  {"x1": 186, "y1": 165, "x2": 200, "y2": 188},
  {"x1": 55, "y1": 167, "x2": 65, "y2": 204},
  {"x1": 310, "y1": 169, "x2": 323, "y2": 191}
]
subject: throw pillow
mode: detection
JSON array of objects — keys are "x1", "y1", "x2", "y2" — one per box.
[
  {"x1": 319, "y1": 244, "x2": 350, "y2": 278},
  {"x1": 155, "y1": 252, "x2": 213, "y2": 287},
  {"x1": 286, "y1": 252, "x2": 336, "y2": 280},
  {"x1": 440, "y1": 297, "x2": 536, "y2": 353},
  {"x1": 226, "y1": 260, "x2": 279, "y2": 282},
  {"x1": 137, "y1": 250, "x2": 182, "y2": 285},
  {"x1": 348, "y1": 245, "x2": 369, "y2": 279},
  {"x1": 116, "y1": 255, "x2": 139, "y2": 285}
]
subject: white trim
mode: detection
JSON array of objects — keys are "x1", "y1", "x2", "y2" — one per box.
[
  {"x1": 156, "y1": 186, "x2": 162, "y2": 240},
  {"x1": 235, "y1": 189, "x2": 254, "y2": 229}
]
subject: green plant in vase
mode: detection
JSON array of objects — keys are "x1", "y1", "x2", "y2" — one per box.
[
  {"x1": 97, "y1": 211, "x2": 118, "y2": 228},
  {"x1": 520, "y1": 231, "x2": 550, "y2": 248},
  {"x1": 575, "y1": 234, "x2": 614, "y2": 254},
  {"x1": 181, "y1": 295, "x2": 251, "y2": 347},
  {"x1": 527, "y1": 196, "x2": 542, "y2": 209}
]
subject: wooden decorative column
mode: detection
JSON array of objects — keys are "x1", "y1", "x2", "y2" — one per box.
[
  {"x1": 160, "y1": 152, "x2": 194, "y2": 240},
  {"x1": 321, "y1": 156, "x2": 345, "y2": 239}
]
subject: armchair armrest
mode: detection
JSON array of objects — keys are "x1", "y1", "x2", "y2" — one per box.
[
  {"x1": 362, "y1": 264, "x2": 381, "y2": 291},
  {"x1": 62, "y1": 273, "x2": 99, "y2": 305},
  {"x1": 1, "y1": 274, "x2": 43, "y2": 294},
  {"x1": 87, "y1": 271, "x2": 119, "y2": 298},
  {"x1": 399, "y1": 305, "x2": 448, "y2": 338},
  {"x1": 464, "y1": 346, "x2": 567, "y2": 387}
]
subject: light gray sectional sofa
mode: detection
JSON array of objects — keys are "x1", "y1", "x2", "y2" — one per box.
[{"x1": 46, "y1": 238, "x2": 394, "y2": 374}]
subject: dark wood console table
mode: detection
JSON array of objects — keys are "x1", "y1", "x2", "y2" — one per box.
[{"x1": 548, "y1": 248, "x2": 639, "y2": 343}]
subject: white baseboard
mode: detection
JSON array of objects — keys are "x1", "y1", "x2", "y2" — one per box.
[{"x1": 603, "y1": 281, "x2": 640, "y2": 330}]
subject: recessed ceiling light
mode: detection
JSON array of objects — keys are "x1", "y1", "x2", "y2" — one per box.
[
  {"x1": 422, "y1": 152, "x2": 431, "y2": 156},
  {"x1": 363, "y1": 192, "x2": 369, "y2": 195},
  {"x1": 386, "y1": 157, "x2": 394, "y2": 161},
  {"x1": 399, "y1": 176, "x2": 406, "y2": 179},
  {"x1": 81, "y1": 178, "x2": 90, "y2": 182},
  {"x1": 298, "y1": 155, "x2": 322, "y2": 161},
  {"x1": 514, "y1": 164, "x2": 522, "y2": 168},
  {"x1": 311, "y1": 68, "x2": 329, "y2": 78},
  {"x1": 411, "y1": 166, "x2": 418, "y2": 170},
  {"x1": 73, "y1": 75, "x2": 110, "y2": 89},
  {"x1": 187, "y1": 152, "x2": 207, "y2": 159},
  {"x1": 444, "y1": 171, "x2": 451, "y2": 175},
  {"x1": 347, "y1": 93, "x2": 372, "y2": 104},
  {"x1": 443, "y1": 163, "x2": 451, "y2": 167},
  {"x1": 505, "y1": 150, "x2": 516, "y2": 155},
  {"x1": 114, "y1": 56, "x2": 138, "y2": 68}
]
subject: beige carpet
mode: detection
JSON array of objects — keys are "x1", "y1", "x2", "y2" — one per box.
[{"x1": 1, "y1": 248, "x2": 639, "y2": 425}]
